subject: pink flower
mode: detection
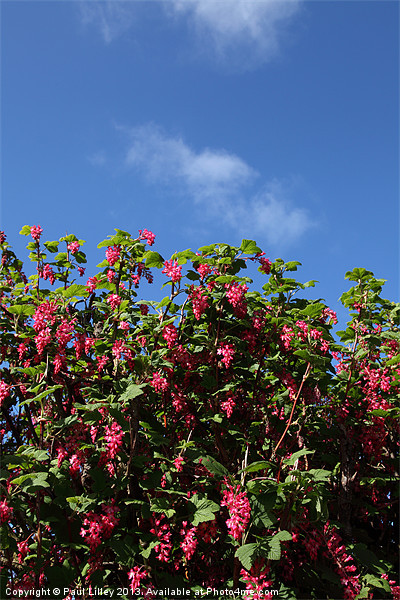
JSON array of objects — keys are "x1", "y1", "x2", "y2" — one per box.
[
  {"x1": 225, "y1": 282, "x2": 248, "y2": 308},
  {"x1": 221, "y1": 482, "x2": 251, "y2": 541},
  {"x1": 190, "y1": 286, "x2": 209, "y2": 320},
  {"x1": 30, "y1": 225, "x2": 43, "y2": 241},
  {"x1": 150, "y1": 372, "x2": 169, "y2": 393},
  {"x1": 106, "y1": 245, "x2": 121, "y2": 266},
  {"x1": 258, "y1": 256, "x2": 271, "y2": 274},
  {"x1": 67, "y1": 241, "x2": 80, "y2": 254},
  {"x1": 0, "y1": 381, "x2": 10, "y2": 407},
  {"x1": 217, "y1": 343, "x2": 235, "y2": 368},
  {"x1": 138, "y1": 229, "x2": 156, "y2": 246},
  {"x1": 180, "y1": 521, "x2": 197, "y2": 560},
  {"x1": 0, "y1": 499, "x2": 13, "y2": 523},
  {"x1": 174, "y1": 456, "x2": 184, "y2": 471},
  {"x1": 86, "y1": 276, "x2": 99, "y2": 293},
  {"x1": 17, "y1": 540, "x2": 30, "y2": 563},
  {"x1": 196, "y1": 263, "x2": 212, "y2": 279},
  {"x1": 40, "y1": 264, "x2": 55, "y2": 285},
  {"x1": 128, "y1": 566, "x2": 148, "y2": 593},
  {"x1": 97, "y1": 355, "x2": 108, "y2": 372},
  {"x1": 221, "y1": 395, "x2": 236, "y2": 418},
  {"x1": 163, "y1": 324, "x2": 178, "y2": 348},
  {"x1": 104, "y1": 422, "x2": 124, "y2": 459},
  {"x1": 107, "y1": 294, "x2": 122, "y2": 311},
  {"x1": 162, "y1": 260, "x2": 182, "y2": 283}
]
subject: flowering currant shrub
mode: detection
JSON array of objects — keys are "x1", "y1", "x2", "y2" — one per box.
[{"x1": 0, "y1": 226, "x2": 399, "y2": 599}]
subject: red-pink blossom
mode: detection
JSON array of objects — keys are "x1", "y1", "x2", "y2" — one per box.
[
  {"x1": 163, "y1": 323, "x2": 178, "y2": 348},
  {"x1": 104, "y1": 422, "x2": 124, "y2": 459},
  {"x1": 221, "y1": 482, "x2": 251, "y2": 541},
  {"x1": 30, "y1": 225, "x2": 43, "y2": 241},
  {"x1": 217, "y1": 343, "x2": 235, "y2": 368},
  {"x1": 0, "y1": 499, "x2": 13, "y2": 523},
  {"x1": 107, "y1": 294, "x2": 122, "y2": 310},
  {"x1": 0, "y1": 381, "x2": 10, "y2": 407},
  {"x1": 106, "y1": 245, "x2": 121, "y2": 266},
  {"x1": 150, "y1": 372, "x2": 169, "y2": 393},
  {"x1": 162, "y1": 259, "x2": 182, "y2": 283},
  {"x1": 138, "y1": 229, "x2": 155, "y2": 246},
  {"x1": 67, "y1": 241, "x2": 80, "y2": 254}
]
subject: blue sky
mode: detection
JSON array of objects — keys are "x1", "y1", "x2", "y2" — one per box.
[{"x1": 1, "y1": 0, "x2": 399, "y2": 322}]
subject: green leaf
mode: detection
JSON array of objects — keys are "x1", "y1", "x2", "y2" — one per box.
[
  {"x1": 283, "y1": 449, "x2": 314, "y2": 466},
  {"x1": 20, "y1": 385, "x2": 63, "y2": 407},
  {"x1": 386, "y1": 354, "x2": 400, "y2": 367},
  {"x1": 197, "y1": 456, "x2": 228, "y2": 476},
  {"x1": 44, "y1": 241, "x2": 59, "y2": 253},
  {"x1": 20, "y1": 225, "x2": 32, "y2": 236},
  {"x1": 150, "y1": 497, "x2": 175, "y2": 519},
  {"x1": 235, "y1": 543, "x2": 257, "y2": 570},
  {"x1": 285, "y1": 261, "x2": 302, "y2": 271},
  {"x1": 191, "y1": 497, "x2": 220, "y2": 526},
  {"x1": 144, "y1": 251, "x2": 164, "y2": 268},
  {"x1": 242, "y1": 460, "x2": 272, "y2": 474},
  {"x1": 240, "y1": 240, "x2": 261, "y2": 255},
  {"x1": 61, "y1": 284, "x2": 88, "y2": 299},
  {"x1": 7, "y1": 304, "x2": 35, "y2": 316},
  {"x1": 119, "y1": 383, "x2": 145, "y2": 403},
  {"x1": 299, "y1": 302, "x2": 325, "y2": 319}
]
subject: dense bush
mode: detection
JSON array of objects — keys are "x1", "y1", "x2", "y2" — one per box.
[{"x1": 0, "y1": 226, "x2": 399, "y2": 599}]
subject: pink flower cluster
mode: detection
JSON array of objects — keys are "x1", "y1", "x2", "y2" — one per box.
[
  {"x1": 107, "y1": 294, "x2": 122, "y2": 311},
  {"x1": 221, "y1": 395, "x2": 236, "y2": 418},
  {"x1": 225, "y1": 282, "x2": 248, "y2": 308},
  {"x1": 196, "y1": 263, "x2": 212, "y2": 279},
  {"x1": 138, "y1": 229, "x2": 155, "y2": 246},
  {"x1": 162, "y1": 260, "x2": 182, "y2": 283},
  {"x1": 324, "y1": 523, "x2": 361, "y2": 600},
  {"x1": 67, "y1": 241, "x2": 80, "y2": 255},
  {"x1": 381, "y1": 574, "x2": 400, "y2": 600},
  {"x1": 241, "y1": 560, "x2": 273, "y2": 600},
  {"x1": 40, "y1": 264, "x2": 55, "y2": 285},
  {"x1": 0, "y1": 499, "x2": 13, "y2": 524},
  {"x1": 80, "y1": 502, "x2": 119, "y2": 553},
  {"x1": 163, "y1": 324, "x2": 178, "y2": 348},
  {"x1": 190, "y1": 286, "x2": 209, "y2": 320},
  {"x1": 106, "y1": 245, "x2": 121, "y2": 266},
  {"x1": 86, "y1": 276, "x2": 99, "y2": 293},
  {"x1": 150, "y1": 372, "x2": 169, "y2": 393},
  {"x1": 221, "y1": 482, "x2": 251, "y2": 541},
  {"x1": 180, "y1": 521, "x2": 197, "y2": 561},
  {"x1": 0, "y1": 381, "x2": 10, "y2": 408},
  {"x1": 30, "y1": 225, "x2": 43, "y2": 241},
  {"x1": 217, "y1": 343, "x2": 235, "y2": 368},
  {"x1": 128, "y1": 565, "x2": 148, "y2": 593},
  {"x1": 104, "y1": 422, "x2": 124, "y2": 459},
  {"x1": 150, "y1": 516, "x2": 172, "y2": 562},
  {"x1": 281, "y1": 325, "x2": 295, "y2": 350}
]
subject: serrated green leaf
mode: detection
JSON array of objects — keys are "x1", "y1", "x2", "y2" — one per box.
[
  {"x1": 235, "y1": 543, "x2": 257, "y2": 570},
  {"x1": 144, "y1": 251, "x2": 164, "y2": 268}
]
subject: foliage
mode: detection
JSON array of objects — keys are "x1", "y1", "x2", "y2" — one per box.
[{"x1": 0, "y1": 226, "x2": 399, "y2": 600}]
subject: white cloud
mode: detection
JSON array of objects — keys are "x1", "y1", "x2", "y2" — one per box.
[
  {"x1": 77, "y1": 2, "x2": 135, "y2": 44},
  {"x1": 167, "y1": 0, "x2": 302, "y2": 68},
  {"x1": 87, "y1": 151, "x2": 107, "y2": 167},
  {"x1": 124, "y1": 124, "x2": 256, "y2": 202},
  {"x1": 77, "y1": 1, "x2": 302, "y2": 68},
  {"x1": 123, "y1": 123, "x2": 313, "y2": 246}
]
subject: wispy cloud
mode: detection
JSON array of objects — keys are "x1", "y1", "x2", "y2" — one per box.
[
  {"x1": 168, "y1": 0, "x2": 303, "y2": 68},
  {"x1": 122, "y1": 123, "x2": 314, "y2": 246},
  {"x1": 77, "y1": 2, "x2": 135, "y2": 44},
  {"x1": 87, "y1": 150, "x2": 107, "y2": 167},
  {"x1": 77, "y1": 1, "x2": 302, "y2": 68}
]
